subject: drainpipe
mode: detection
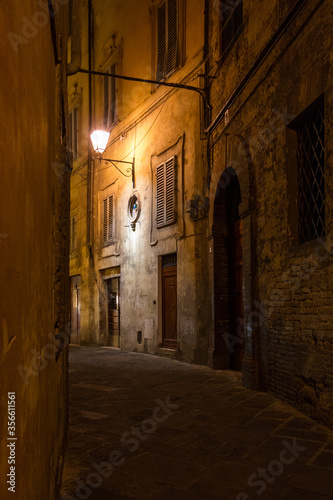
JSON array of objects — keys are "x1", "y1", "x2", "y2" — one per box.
[
  {"x1": 87, "y1": 0, "x2": 94, "y2": 259},
  {"x1": 67, "y1": 0, "x2": 81, "y2": 76}
]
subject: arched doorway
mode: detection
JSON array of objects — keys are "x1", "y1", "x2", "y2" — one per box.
[{"x1": 213, "y1": 167, "x2": 244, "y2": 370}]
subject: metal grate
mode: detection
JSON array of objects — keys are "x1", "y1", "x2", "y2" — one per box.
[
  {"x1": 296, "y1": 102, "x2": 325, "y2": 243},
  {"x1": 162, "y1": 253, "x2": 177, "y2": 268}
]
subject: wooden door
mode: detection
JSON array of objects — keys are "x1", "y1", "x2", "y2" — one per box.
[
  {"x1": 162, "y1": 266, "x2": 177, "y2": 349},
  {"x1": 230, "y1": 219, "x2": 244, "y2": 370},
  {"x1": 70, "y1": 276, "x2": 81, "y2": 344},
  {"x1": 107, "y1": 277, "x2": 120, "y2": 347}
]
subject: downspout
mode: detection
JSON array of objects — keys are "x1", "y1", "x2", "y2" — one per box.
[{"x1": 87, "y1": 0, "x2": 93, "y2": 259}]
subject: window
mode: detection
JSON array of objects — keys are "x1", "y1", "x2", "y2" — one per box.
[
  {"x1": 103, "y1": 196, "x2": 114, "y2": 246},
  {"x1": 156, "y1": 0, "x2": 179, "y2": 81},
  {"x1": 68, "y1": 107, "x2": 78, "y2": 158},
  {"x1": 70, "y1": 217, "x2": 77, "y2": 256},
  {"x1": 219, "y1": 0, "x2": 243, "y2": 59},
  {"x1": 291, "y1": 97, "x2": 325, "y2": 243},
  {"x1": 156, "y1": 156, "x2": 176, "y2": 228},
  {"x1": 103, "y1": 62, "x2": 117, "y2": 129}
]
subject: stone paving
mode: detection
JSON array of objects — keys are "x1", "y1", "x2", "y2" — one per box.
[{"x1": 61, "y1": 347, "x2": 333, "y2": 500}]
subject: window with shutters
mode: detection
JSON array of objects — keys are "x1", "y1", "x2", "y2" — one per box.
[
  {"x1": 70, "y1": 217, "x2": 77, "y2": 256},
  {"x1": 102, "y1": 196, "x2": 114, "y2": 246},
  {"x1": 156, "y1": 157, "x2": 176, "y2": 228},
  {"x1": 69, "y1": 107, "x2": 78, "y2": 158},
  {"x1": 219, "y1": 0, "x2": 243, "y2": 60},
  {"x1": 289, "y1": 95, "x2": 325, "y2": 243},
  {"x1": 103, "y1": 62, "x2": 117, "y2": 129},
  {"x1": 156, "y1": 0, "x2": 179, "y2": 81}
]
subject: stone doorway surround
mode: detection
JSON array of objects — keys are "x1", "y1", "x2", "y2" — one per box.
[{"x1": 207, "y1": 133, "x2": 259, "y2": 389}]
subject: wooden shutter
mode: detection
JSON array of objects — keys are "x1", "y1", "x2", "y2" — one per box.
[
  {"x1": 156, "y1": 157, "x2": 176, "y2": 228},
  {"x1": 103, "y1": 198, "x2": 108, "y2": 244},
  {"x1": 156, "y1": 163, "x2": 165, "y2": 227},
  {"x1": 165, "y1": 157, "x2": 175, "y2": 224},
  {"x1": 166, "y1": 0, "x2": 178, "y2": 75},
  {"x1": 108, "y1": 195, "x2": 114, "y2": 242},
  {"x1": 103, "y1": 196, "x2": 114, "y2": 246},
  {"x1": 156, "y1": 2, "x2": 167, "y2": 81}
]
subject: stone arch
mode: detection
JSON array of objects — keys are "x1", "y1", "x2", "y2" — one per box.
[{"x1": 207, "y1": 134, "x2": 258, "y2": 387}]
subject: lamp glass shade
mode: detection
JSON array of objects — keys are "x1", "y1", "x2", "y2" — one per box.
[{"x1": 90, "y1": 130, "x2": 110, "y2": 154}]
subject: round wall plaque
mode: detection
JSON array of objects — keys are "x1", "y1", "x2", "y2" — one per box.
[{"x1": 128, "y1": 194, "x2": 141, "y2": 230}]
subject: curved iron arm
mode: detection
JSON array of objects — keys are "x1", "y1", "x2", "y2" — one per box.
[{"x1": 93, "y1": 156, "x2": 135, "y2": 187}]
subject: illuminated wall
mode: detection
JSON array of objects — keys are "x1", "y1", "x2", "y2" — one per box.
[
  {"x1": 0, "y1": 2, "x2": 69, "y2": 498},
  {"x1": 68, "y1": 0, "x2": 210, "y2": 364}
]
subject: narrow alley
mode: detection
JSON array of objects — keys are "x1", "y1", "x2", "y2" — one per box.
[{"x1": 61, "y1": 347, "x2": 333, "y2": 500}]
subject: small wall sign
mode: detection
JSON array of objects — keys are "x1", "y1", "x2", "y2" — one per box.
[{"x1": 128, "y1": 194, "x2": 141, "y2": 231}]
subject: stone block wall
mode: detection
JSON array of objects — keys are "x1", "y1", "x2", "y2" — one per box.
[{"x1": 207, "y1": 0, "x2": 333, "y2": 425}]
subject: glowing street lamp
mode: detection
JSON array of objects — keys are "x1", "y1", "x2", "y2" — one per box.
[
  {"x1": 90, "y1": 129, "x2": 135, "y2": 187},
  {"x1": 90, "y1": 129, "x2": 110, "y2": 154}
]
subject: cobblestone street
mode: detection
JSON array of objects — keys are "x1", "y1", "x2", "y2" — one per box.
[{"x1": 61, "y1": 347, "x2": 333, "y2": 500}]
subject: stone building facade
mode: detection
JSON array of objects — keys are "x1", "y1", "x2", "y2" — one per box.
[
  {"x1": 69, "y1": 0, "x2": 333, "y2": 425},
  {"x1": 69, "y1": 0, "x2": 210, "y2": 364},
  {"x1": 0, "y1": 1, "x2": 70, "y2": 499},
  {"x1": 206, "y1": 0, "x2": 333, "y2": 425}
]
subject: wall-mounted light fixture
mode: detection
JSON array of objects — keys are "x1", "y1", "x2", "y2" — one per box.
[{"x1": 90, "y1": 129, "x2": 135, "y2": 187}]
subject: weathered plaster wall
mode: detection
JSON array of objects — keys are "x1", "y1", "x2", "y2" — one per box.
[
  {"x1": 0, "y1": 2, "x2": 69, "y2": 498},
  {"x1": 69, "y1": 0, "x2": 210, "y2": 363},
  {"x1": 208, "y1": 0, "x2": 333, "y2": 425}
]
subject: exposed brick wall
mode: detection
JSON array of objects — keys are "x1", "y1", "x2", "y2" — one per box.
[{"x1": 207, "y1": 0, "x2": 333, "y2": 425}]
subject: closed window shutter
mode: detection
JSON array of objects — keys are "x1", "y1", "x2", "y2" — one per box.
[
  {"x1": 156, "y1": 3, "x2": 166, "y2": 81},
  {"x1": 166, "y1": 0, "x2": 178, "y2": 75},
  {"x1": 156, "y1": 163, "x2": 165, "y2": 227},
  {"x1": 165, "y1": 157, "x2": 175, "y2": 224},
  {"x1": 103, "y1": 196, "x2": 114, "y2": 246},
  {"x1": 103, "y1": 198, "x2": 108, "y2": 244},
  {"x1": 156, "y1": 157, "x2": 176, "y2": 228},
  {"x1": 108, "y1": 195, "x2": 114, "y2": 242}
]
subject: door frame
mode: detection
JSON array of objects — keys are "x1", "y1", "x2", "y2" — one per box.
[
  {"x1": 105, "y1": 276, "x2": 120, "y2": 347},
  {"x1": 101, "y1": 270, "x2": 121, "y2": 347},
  {"x1": 158, "y1": 252, "x2": 178, "y2": 349}
]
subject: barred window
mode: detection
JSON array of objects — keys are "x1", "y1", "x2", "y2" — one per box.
[
  {"x1": 103, "y1": 62, "x2": 117, "y2": 129},
  {"x1": 103, "y1": 196, "x2": 114, "y2": 246},
  {"x1": 156, "y1": 157, "x2": 176, "y2": 228},
  {"x1": 290, "y1": 96, "x2": 325, "y2": 243},
  {"x1": 219, "y1": 0, "x2": 243, "y2": 60},
  {"x1": 156, "y1": 0, "x2": 179, "y2": 81}
]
